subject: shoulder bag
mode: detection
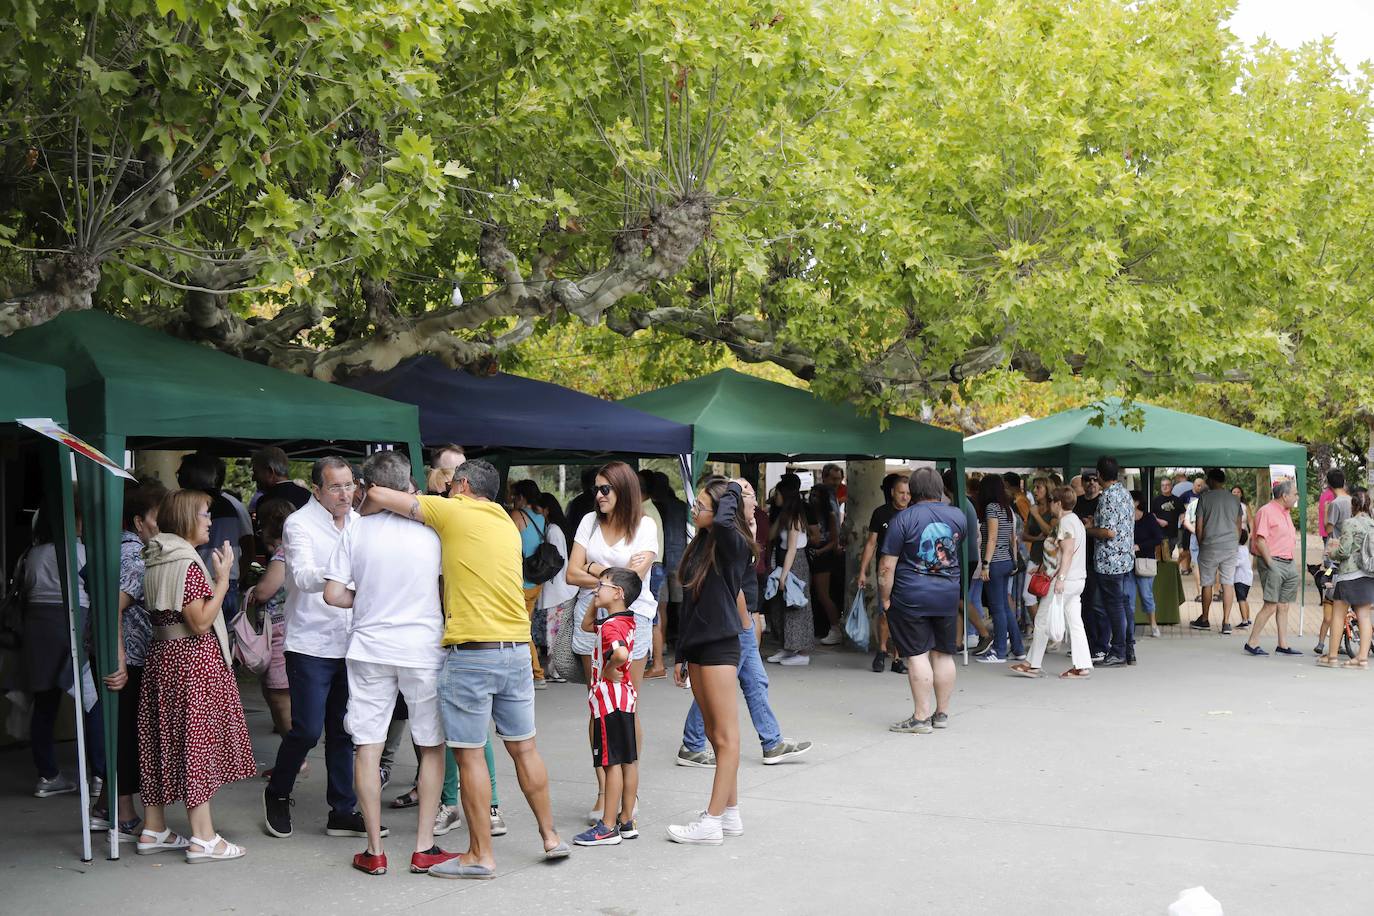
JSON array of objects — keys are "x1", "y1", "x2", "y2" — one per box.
[{"x1": 522, "y1": 510, "x2": 564, "y2": 585}]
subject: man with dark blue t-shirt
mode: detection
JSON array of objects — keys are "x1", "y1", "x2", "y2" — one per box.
[{"x1": 879, "y1": 468, "x2": 966, "y2": 736}]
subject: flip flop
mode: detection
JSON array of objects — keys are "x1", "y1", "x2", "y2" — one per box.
[
  {"x1": 390, "y1": 788, "x2": 419, "y2": 809},
  {"x1": 544, "y1": 840, "x2": 571, "y2": 860},
  {"x1": 1009, "y1": 664, "x2": 1041, "y2": 678},
  {"x1": 1059, "y1": 668, "x2": 1091, "y2": 679}
]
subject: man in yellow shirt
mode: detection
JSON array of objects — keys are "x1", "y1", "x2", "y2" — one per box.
[{"x1": 363, "y1": 458, "x2": 569, "y2": 877}]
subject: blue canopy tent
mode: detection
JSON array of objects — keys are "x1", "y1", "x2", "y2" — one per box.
[{"x1": 342, "y1": 356, "x2": 694, "y2": 462}]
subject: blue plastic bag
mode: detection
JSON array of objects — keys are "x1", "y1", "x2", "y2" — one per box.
[{"x1": 844, "y1": 591, "x2": 870, "y2": 650}]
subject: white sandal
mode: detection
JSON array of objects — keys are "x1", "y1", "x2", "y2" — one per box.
[
  {"x1": 186, "y1": 834, "x2": 245, "y2": 864},
  {"x1": 137, "y1": 827, "x2": 191, "y2": 856}
]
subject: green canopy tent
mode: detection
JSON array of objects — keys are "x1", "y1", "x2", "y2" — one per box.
[
  {"x1": 0, "y1": 311, "x2": 424, "y2": 860},
  {"x1": 0, "y1": 354, "x2": 92, "y2": 860},
  {"x1": 621, "y1": 369, "x2": 970, "y2": 657},
  {"x1": 962, "y1": 398, "x2": 1309, "y2": 629}
]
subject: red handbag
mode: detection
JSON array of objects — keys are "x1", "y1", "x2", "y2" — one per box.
[{"x1": 1028, "y1": 570, "x2": 1052, "y2": 598}]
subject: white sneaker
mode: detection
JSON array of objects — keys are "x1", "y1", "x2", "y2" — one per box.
[
  {"x1": 766, "y1": 650, "x2": 792, "y2": 664},
  {"x1": 1150, "y1": 626, "x2": 1161, "y2": 638},
  {"x1": 820, "y1": 626, "x2": 843, "y2": 646},
  {"x1": 666, "y1": 812, "x2": 724, "y2": 846},
  {"x1": 778, "y1": 653, "x2": 810, "y2": 666},
  {"x1": 974, "y1": 654, "x2": 1005, "y2": 664},
  {"x1": 720, "y1": 806, "x2": 743, "y2": 837},
  {"x1": 432, "y1": 804, "x2": 460, "y2": 836}
]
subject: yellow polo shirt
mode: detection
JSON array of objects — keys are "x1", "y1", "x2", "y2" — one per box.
[{"x1": 418, "y1": 494, "x2": 528, "y2": 644}]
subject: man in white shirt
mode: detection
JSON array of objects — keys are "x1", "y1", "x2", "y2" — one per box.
[
  {"x1": 264, "y1": 457, "x2": 371, "y2": 841},
  {"x1": 324, "y1": 451, "x2": 455, "y2": 876}
]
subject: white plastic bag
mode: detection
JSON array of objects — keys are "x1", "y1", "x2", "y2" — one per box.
[
  {"x1": 1168, "y1": 887, "x2": 1223, "y2": 916},
  {"x1": 1045, "y1": 591, "x2": 1067, "y2": 644},
  {"x1": 844, "y1": 591, "x2": 870, "y2": 650}
]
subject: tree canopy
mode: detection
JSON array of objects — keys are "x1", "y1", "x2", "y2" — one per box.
[{"x1": 4, "y1": 0, "x2": 1373, "y2": 448}]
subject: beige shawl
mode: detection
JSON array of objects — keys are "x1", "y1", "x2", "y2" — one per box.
[{"x1": 143, "y1": 533, "x2": 232, "y2": 667}]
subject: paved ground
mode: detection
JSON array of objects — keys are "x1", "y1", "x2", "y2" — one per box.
[{"x1": 3, "y1": 611, "x2": 1371, "y2": 915}]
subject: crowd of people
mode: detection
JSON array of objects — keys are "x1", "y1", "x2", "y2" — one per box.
[{"x1": 9, "y1": 442, "x2": 1360, "y2": 875}]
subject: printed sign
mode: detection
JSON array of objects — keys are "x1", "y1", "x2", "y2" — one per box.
[
  {"x1": 17, "y1": 418, "x2": 136, "y2": 480},
  {"x1": 1269, "y1": 464, "x2": 1296, "y2": 489}
]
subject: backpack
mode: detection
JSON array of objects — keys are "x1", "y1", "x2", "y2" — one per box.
[
  {"x1": 1355, "y1": 520, "x2": 1374, "y2": 575},
  {"x1": 521, "y1": 510, "x2": 564, "y2": 585}
]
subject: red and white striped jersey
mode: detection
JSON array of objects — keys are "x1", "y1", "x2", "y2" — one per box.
[{"x1": 589, "y1": 611, "x2": 637, "y2": 717}]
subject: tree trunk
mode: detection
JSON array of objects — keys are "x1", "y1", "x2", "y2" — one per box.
[
  {"x1": 843, "y1": 459, "x2": 887, "y2": 626},
  {"x1": 0, "y1": 252, "x2": 101, "y2": 334},
  {"x1": 1314, "y1": 441, "x2": 1333, "y2": 490}
]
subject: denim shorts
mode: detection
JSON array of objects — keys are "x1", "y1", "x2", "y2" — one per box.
[
  {"x1": 439, "y1": 645, "x2": 536, "y2": 748},
  {"x1": 650, "y1": 562, "x2": 666, "y2": 602}
]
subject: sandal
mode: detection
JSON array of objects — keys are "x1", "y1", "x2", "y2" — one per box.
[
  {"x1": 1342, "y1": 658, "x2": 1369, "y2": 669},
  {"x1": 186, "y1": 833, "x2": 246, "y2": 864},
  {"x1": 1317, "y1": 656, "x2": 1343, "y2": 668},
  {"x1": 1009, "y1": 663, "x2": 1041, "y2": 678},
  {"x1": 390, "y1": 787, "x2": 420, "y2": 809},
  {"x1": 1059, "y1": 668, "x2": 1091, "y2": 679},
  {"x1": 137, "y1": 827, "x2": 190, "y2": 856}
]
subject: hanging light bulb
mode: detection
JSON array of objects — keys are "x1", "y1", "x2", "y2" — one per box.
[{"x1": 450, "y1": 283, "x2": 464, "y2": 307}]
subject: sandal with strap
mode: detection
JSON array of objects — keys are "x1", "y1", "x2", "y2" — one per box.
[
  {"x1": 1009, "y1": 663, "x2": 1042, "y2": 678},
  {"x1": 137, "y1": 827, "x2": 191, "y2": 856},
  {"x1": 186, "y1": 834, "x2": 245, "y2": 864},
  {"x1": 1059, "y1": 668, "x2": 1091, "y2": 679},
  {"x1": 1342, "y1": 658, "x2": 1369, "y2": 669},
  {"x1": 390, "y1": 787, "x2": 420, "y2": 809},
  {"x1": 1317, "y1": 656, "x2": 1343, "y2": 668}
]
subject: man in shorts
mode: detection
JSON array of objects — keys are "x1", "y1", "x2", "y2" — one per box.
[
  {"x1": 1244, "y1": 480, "x2": 1304, "y2": 657},
  {"x1": 1191, "y1": 468, "x2": 1243, "y2": 634},
  {"x1": 878, "y1": 468, "x2": 967, "y2": 735},
  {"x1": 323, "y1": 452, "x2": 453, "y2": 876},
  {"x1": 364, "y1": 458, "x2": 570, "y2": 877}
]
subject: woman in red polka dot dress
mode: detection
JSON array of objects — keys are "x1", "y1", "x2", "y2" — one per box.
[{"x1": 136, "y1": 489, "x2": 256, "y2": 863}]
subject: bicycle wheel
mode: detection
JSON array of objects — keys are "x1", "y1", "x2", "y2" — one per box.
[{"x1": 1342, "y1": 616, "x2": 1360, "y2": 660}]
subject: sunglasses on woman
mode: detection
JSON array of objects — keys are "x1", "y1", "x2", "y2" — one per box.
[{"x1": 595, "y1": 484, "x2": 614, "y2": 496}]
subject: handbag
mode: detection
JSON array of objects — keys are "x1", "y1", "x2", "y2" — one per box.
[
  {"x1": 1028, "y1": 570, "x2": 1052, "y2": 599},
  {"x1": 231, "y1": 596, "x2": 272, "y2": 676},
  {"x1": 549, "y1": 599, "x2": 580, "y2": 684},
  {"x1": 0, "y1": 549, "x2": 31, "y2": 650},
  {"x1": 521, "y1": 511, "x2": 564, "y2": 585},
  {"x1": 1134, "y1": 558, "x2": 1158, "y2": 577}
]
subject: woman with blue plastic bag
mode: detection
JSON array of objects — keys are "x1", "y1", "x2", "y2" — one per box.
[{"x1": 766, "y1": 474, "x2": 813, "y2": 667}]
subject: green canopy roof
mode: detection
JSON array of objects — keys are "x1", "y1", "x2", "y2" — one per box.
[
  {"x1": 0, "y1": 352, "x2": 68, "y2": 425},
  {"x1": 962, "y1": 398, "x2": 1306, "y2": 470},
  {"x1": 0, "y1": 310, "x2": 420, "y2": 455},
  {"x1": 620, "y1": 369, "x2": 963, "y2": 471}
]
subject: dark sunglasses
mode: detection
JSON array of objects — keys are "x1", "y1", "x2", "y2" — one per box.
[{"x1": 594, "y1": 484, "x2": 613, "y2": 496}]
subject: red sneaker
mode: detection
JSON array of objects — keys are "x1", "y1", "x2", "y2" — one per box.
[
  {"x1": 410, "y1": 846, "x2": 459, "y2": 874},
  {"x1": 352, "y1": 851, "x2": 388, "y2": 875}
]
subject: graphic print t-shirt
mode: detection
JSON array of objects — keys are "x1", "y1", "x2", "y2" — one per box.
[{"x1": 881, "y1": 502, "x2": 966, "y2": 617}]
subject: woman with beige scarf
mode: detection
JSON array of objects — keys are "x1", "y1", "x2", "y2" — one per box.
[{"x1": 137, "y1": 489, "x2": 256, "y2": 863}]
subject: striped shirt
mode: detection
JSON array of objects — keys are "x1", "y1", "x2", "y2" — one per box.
[
  {"x1": 588, "y1": 611, "x2": 637, "y2": 718},
  {"x1": 982, "y1": 503, "x2": 1014, "y2": 563}
]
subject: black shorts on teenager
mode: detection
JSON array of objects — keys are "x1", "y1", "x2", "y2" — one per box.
[
  {"x1": 888, "y1": 612, "x2": 957, "y2": 658},
  {"x1": 1234, "y1": 582, "x2": 1251, "y2": 602},
  {"x1": 592, "y1": 710, "x2": 638, "y2": 767},
  {"x1": 679, "y1": 633, "x2": 741, "y2": 667}
]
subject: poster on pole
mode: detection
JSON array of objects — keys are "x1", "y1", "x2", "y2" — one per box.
[
  {"x1": 1269, "y1": 464, "x2": 1296, "y2": 492},
  {"x1": 17, "y1": 418, "x2": 136, "y2": 480}
]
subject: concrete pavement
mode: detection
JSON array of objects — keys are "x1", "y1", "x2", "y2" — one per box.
[{"x1": 3, "y1": 623, "x2": 1371, "y2": 915}]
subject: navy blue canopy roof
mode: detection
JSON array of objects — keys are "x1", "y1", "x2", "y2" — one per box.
[{"x1": 343, "y1": 356, "x2": 693, "y2": 458}]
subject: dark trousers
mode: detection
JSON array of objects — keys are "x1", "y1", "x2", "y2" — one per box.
[
  {"x1": 116, "y1": 665, "x2": 143, "y2": 796},
  {"x1": 1097, "y1": 572, "x2": 1135, "y2": 661},
  {"x1": 31, "y1": 688, "x2": 105, "y2": 781},
  {"x1": 267, "y1": 652, "x2": 355, "y2": 812},
  {"x1": 1081, "y1": 570, "x2": 1106, "y2": 655}
]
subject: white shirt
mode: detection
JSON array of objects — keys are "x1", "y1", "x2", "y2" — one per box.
[
  {"x1": 22, "y1": 542, "x2": 89, "y2": 607},
  {"x1": 324, "y1": 513, "x2": 443, "y2": 669},
  {"x1": 536, "y1": 524, "x2": 578, "y2": 610},
  {"x1": 574, "y1": 513, "x2": 658, "y2": 620},
  {"x1": 1234, "y1": 544, "x2": 1255, "y2": 587},
  {"x1": 778, "y1": 523, "x2": 808, "y2": 550},
  {"x1": 282, "y1": 496, "x2": 358, "y2": 658},
  {"x1": 1055, "y1": 512, "x2": 1088, "y2": 582}
]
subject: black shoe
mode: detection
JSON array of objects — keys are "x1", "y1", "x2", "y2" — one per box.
[
  {"x1": 1234, "y1": 620, "x2": 1251, "y2": 630},
  {"x1": 1098, "y1": 655, "x2": 1126, "y2": 668},
  {"x1": 890, "y1": 658, "x2": 907, "y2": 675},
  {"x1": 264, "y1": 788, "x2": 294, "y2": 838},
  {"x1": 871, "y1": 652, "x2": 887, "y2": 673},
  {"x1": 1126, "y1": 656, "x2": 1137, "y2": 666},
  {"x1": 971, "y1": 636, "x2": 994, "y2": 656},
  {"x1": 1220, "y1": 624, "x2": 1233, "y2": 635},
  {"x1": 1274, "y1": 646, "x2": 1303, "y2": 656},
  {"x1": 1189, "y1": 617, "x2": 1210, "y2": 631},
  {"x1": 326, "y1": 809, "x2": 389, "y2": 838}
]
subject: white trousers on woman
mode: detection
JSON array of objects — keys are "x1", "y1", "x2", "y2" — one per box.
[{"x1": 1028, "y1": 579, "x2": 1092, "y2": 671}]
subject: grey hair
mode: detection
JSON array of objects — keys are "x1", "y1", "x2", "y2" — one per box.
[
  {"x1": 252, "y1": 446, "x2": 290, "y2": 478},
  {"x1": 363, "y1": 451, "x2": 412, "y2": 492},
  {"x1": 910, "y1": 467, "x2": 945, "y2": 502},
  {"x1": 453, "y1": 458, "x2": 500, "y2": 501},
  {"x1": 311, "y1": 456, "x2": 351, "y2": 487},
  {"x1": 1272, "y1": 478, "x2": 1296, "y2": 500}
]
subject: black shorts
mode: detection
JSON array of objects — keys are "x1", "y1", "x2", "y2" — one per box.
[
  {"x1": 680, "y1": 634, "x2": 741, "y2": 667},
  {"x1": 592, "y1": 710, "x2": 637, "y2": 767},
  {"x1": 888, "y1": 612, "x2": 957, "y2": 658},
  {"x1": 1234, "y1": 582, "x2": 1251, "y2": 602}
]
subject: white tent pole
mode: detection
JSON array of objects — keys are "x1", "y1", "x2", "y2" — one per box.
[{"x1": 67, "y1": 602, "x2": 93, "y2": 862}]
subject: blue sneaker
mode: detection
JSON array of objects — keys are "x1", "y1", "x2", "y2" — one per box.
[
  {"x1": 1244, "y1": 644, "x2": 1269, "y2": 656},
  {"x1": 573, "y1": 821, "x2": 621, "y2": 847}
]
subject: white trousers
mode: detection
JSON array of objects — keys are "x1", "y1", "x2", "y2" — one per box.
[{"x1": 1028, "y1": 579, "x2": 1092, "y2": 671}]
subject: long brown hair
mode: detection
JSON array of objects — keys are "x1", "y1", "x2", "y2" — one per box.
[
  {"x1": 679, "y1": 476, "x2": 756, "y2": 598},
  {"x1": 596, "y1": 460, "x2": 642, "y2": 541}
]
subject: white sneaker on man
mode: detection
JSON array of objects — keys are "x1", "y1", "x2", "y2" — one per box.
[
  {"x1": 666, "y1": 812, "x2": 724, "y2": 846},
  {"x1": 820, "y1": 626, "x2": 843, "y2": 646}
]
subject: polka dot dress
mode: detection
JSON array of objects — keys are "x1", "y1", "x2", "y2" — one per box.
[{"x1": 138, "y1": 564, "x2": 257, "y2": 808}]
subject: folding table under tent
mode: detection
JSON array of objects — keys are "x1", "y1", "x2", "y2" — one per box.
[
  {"x1": 962, "y1": 397, "x2": 1309, "y2": 628},
  {"x1": 341, "y1": 355, "x2": 693, "y2": 463},
  {"x1": 0, "y1": 310, "x2": 425, "y2": 860},
  {"x1": 0, "y1": 354, "x2": 93, "y2": 859}
]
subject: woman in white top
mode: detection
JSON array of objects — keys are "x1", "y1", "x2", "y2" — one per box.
[
  {"x1": 1011, "y1": 486, "x2": 1094, "y2": 679},
  {"x1": 565, "y1": 461, "x2": 656, "y2": 825},
  {"x1": 534, "y1": 493, "x2": 578, "y2": 683},
  {"x1": 766, "y1": 474, "x2": 814, "y2": 665}
]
